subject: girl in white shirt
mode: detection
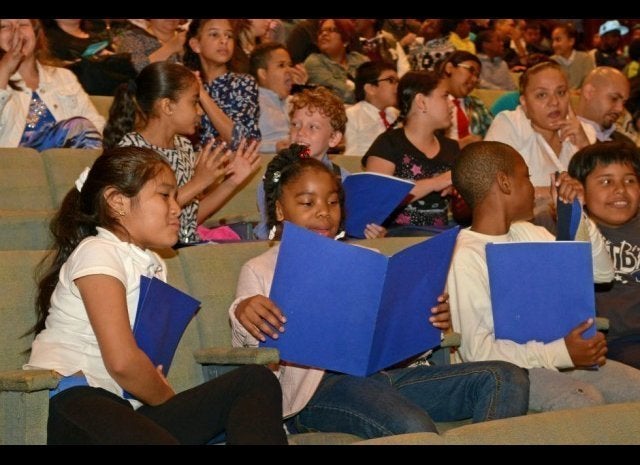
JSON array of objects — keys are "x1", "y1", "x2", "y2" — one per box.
[{"x1": 26, "y1": 146, "x2": 286, "y2": 444}]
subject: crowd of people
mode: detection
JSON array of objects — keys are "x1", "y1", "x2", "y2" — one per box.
[{"x1": 3, "y1": 17, "x2": 640, "y2": 444}]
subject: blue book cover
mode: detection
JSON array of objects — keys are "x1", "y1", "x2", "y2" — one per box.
[
  {"x1": 342, "y1": 172, "x2": 414, "y2": 239},
  {"x1": 124, "y1": 276, "x2": 201, "y2": 400},
  {"x1": 486, "y1": 242, "x2": 596, "y2": 344},
  {"x1": 556, "y1": 198, "x2": 582, "y2": 241},
  {"x1": 262, "y1": 222, "x2": 459, "y2": 377}
]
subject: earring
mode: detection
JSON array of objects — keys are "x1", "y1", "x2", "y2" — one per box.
[
  {"x1": 119, "y1": 210, "x2": 125, "y2": 217},
  {"x1": 268, "y1": 225, "x2": 277, "y2": 240}
]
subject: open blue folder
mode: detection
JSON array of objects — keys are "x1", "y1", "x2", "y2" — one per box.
[
  {"x1": 262, "y1": 222, "x2": 459, "y2": 377},
  {"x1": 124, "y1": 276, "x2": 201, "y2": 400},
  {"x1": 486, "y1": 242, "x2": 596, "y2": 344},
  {"x1": 342, "y1": 172, "x2": 415, "y2": 238}
]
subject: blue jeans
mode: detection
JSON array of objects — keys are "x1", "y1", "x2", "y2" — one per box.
[
  {"x1": 290, "y1": 361, "x2": 529, "y2": 439},
  {"x1": 607, "y1": 334, "x2": 640, "y2": 370}
]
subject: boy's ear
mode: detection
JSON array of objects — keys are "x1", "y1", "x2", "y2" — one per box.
[
  {"x1": 444, "y1": 62, "x2": 455, "y2": 77},
  {"x1": 363, "y1": 82, "x2": 376, "y2": 98},
  {"x1": 328, "y1": 130, "x2": 343, "y2": 148},
  {"x1": 188, "y1": 36, "x2": 201, "y2": 54},
  {"x1": 256, "y1": 67, "x2": 268, "y2": 85},
  {"x1": 275, "y1": 200, "x2": 285, "y2": 222},
  {"x1": 104, "y1": 186, "x2": 130, "y2": 217},
  {"x1": 496, "y1": 171, "x2": 512, "y2": 195}
]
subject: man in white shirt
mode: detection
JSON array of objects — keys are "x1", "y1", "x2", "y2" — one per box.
[{"x1": 344, "y1": 61, "x2": 399, "y2": 156}]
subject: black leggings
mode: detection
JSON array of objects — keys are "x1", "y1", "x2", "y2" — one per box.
[{"x1": 47, "y1": 365, "x2": 287, "y2": 445}]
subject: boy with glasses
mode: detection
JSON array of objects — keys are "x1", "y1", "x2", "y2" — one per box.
[{"x1": 345, "y1": 61, "x2": 400, "y2": 156}]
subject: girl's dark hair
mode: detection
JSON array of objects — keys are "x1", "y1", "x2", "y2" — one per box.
[
  {"x1": 32, "y1": 146, "x2": 171, "y2": 336},
  {"x1": 264, "y1": 144, "x2": 344, "y2": 236},
  {"x1": 397, "y1": 70, "x2": 442, "y2": 120},
  {"x1": 568, "y1": 141, "x2": 640, "y2": 184},
  {"x1": 183, "y1": 19, "x2": 236, "y2": 75},
  {"x1": 102, "y1": 61, "x2": 198, "y2": 149}
]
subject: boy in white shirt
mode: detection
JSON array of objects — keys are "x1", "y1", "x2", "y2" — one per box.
[{"x1": 447, "y1": 140, "x2": 640, "y2": 412}]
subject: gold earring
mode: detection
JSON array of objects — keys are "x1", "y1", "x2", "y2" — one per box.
[{"x1": 119, "y1": 210, "x2": 125, "y2": 217}]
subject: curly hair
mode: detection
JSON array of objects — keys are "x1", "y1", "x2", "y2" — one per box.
[
  {"x1": 263, "y1": 144, "x2": 344, "y2": 237},
  {"x1": 289, "y1": 86, "x2": 348, "y2": 134}
]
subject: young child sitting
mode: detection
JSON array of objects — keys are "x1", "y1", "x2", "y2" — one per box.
[
  {"x1": 229, "y1": 145, "x2": 529, "y2": 440},
  {"x1": 254, "y1": 86, "x2": 385, "y2": 240},
  {"x1": 568, "y1": 141, "x2": 640, "y2": 369},
  {"x1": 447, "y1": 140, "x2": 640, "y2": 412},
  {"x1": 24, "y1": 146, "x2": 287, "y2": 444}
]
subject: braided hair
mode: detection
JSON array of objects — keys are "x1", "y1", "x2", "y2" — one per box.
[{"x1": 263, "y1": 144, "x2": 345, "y2": 238}]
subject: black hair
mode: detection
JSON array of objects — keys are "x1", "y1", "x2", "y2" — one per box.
[
  {"x1": 568, "y1": 141, "x2": 640, "y2": 184},
  {"x1": 102, "y1": 61, "x2": 198, "y2": 149},
  {"x1": 453, "y1": 141, "x2": 519, "y2": 209},
  {"x1": 397, "y1": 70, "x2": 441, "y2": 121},
  {"x1": 31, "y1": 146, "x2": 172, "y2": 336},
  {"x1": 354, "y1": 60, "x2": 396, "y2": 102},
  {"x1": 249, "y1": 42, "x2": 288, "y2": 80},
  {"x1": 435, "y1": 50, "x2": 481, "y2": 78},
  {"x1": 263, "y1": 144, "x2": 344, "y2": 238}
]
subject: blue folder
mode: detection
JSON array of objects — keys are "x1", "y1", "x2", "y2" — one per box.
[
  {"x1": 343, "y1": 172, "x2": 414, "y2": 238},
  {"x1": 486, "y1": 241, "x2": 596, "y2": 344},
  {"x1": 262, "y1": 222, "x2": 459, "y2": 377},
  {"x1": 556, "y1": 198, "x2": 582, "y2": 241},
  {"x1": 124, "y1": 276, "x2": 200, "y2": 400}
]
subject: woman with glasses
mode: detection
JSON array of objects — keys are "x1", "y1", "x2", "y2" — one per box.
[
  {"x1": 345, "y1": 61, "x2": 400, "y2": 156},
  {"x1": 303, "y1": 19, "x2": 369, "y2": 104},
  {"x1": 436, "y1": 51, "x2": 493, "y2": 149}
]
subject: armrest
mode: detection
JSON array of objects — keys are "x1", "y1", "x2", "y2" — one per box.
[
  {"x1": 595, "y1": 317, "x2": 609, "y2": 331},
  {"x1": 441, "y1": 332, "x2": 461, "y2": 348},
  {"x1": 0, "y1": 369, "x2": 60, "y2": 392},
  {"x1": 193, "y1": 347, "x2": 280, "y2": 366}
]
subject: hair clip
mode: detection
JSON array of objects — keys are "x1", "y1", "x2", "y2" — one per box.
[
  {"x1": 272, "y1": 170, "x2": 281, "y2": 184},
  {"x1": 334, "y1": 230, "x2": 346, "y2": 241},
  {"x1": 298, "y1": 145, "x2": 311, "y2": 159},
  {"x1": 75, "y1": 167, "x2": 91, "y2": 193},
  {"x1": 268, "y1": 225, "x2": 277, "y2": 240}
]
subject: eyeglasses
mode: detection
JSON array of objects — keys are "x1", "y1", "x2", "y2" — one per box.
[
  {"x1": 376, "y1": 76, "x2": 399, "y2": 85},
  {"x1": 319, "y1": 27, "x2": 340, "y2": 35},
  {"x1": 456, "y1": 63, "x2": 481, "y2": 78}
]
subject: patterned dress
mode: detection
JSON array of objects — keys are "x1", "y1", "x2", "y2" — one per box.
[
  {"x1": 199, "y1": 72, "x2": 261, "y2": 150},
  {"x1": 118, "y1": 132, "x2": 199, "y2": 244}
]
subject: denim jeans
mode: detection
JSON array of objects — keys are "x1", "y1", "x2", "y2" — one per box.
[
  {"x1": 607, "y1": 334, "x2": 640, "y2": 370},
  {"x1": 290, "y1": 360, "x2": 529, "y2": 439}
]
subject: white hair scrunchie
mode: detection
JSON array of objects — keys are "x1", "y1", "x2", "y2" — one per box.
[{"x1": 75, "y1": 167, "x2": 91, "y2": 193}]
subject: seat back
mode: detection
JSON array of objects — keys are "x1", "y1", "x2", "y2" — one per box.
[
  {"x1": 178, "y1": 241, "x2": 273, "y2": 349},
  {"x1": 330, "y1": 155, "x2": 364, "y2": 174},
  {"x1": 0, "y1": 250, "x2": 49, "y2": 371},
  {"x1": 0, "y1": 148, "x2": 53, "y2": 210},
  {"x1": 89, "y1": 95, "x2": 114, "y2": 121},
  {"x1": 41, "y1": 149, "x2": 102, "y2": 208}
]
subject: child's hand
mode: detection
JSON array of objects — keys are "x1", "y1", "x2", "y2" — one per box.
[
  {"x1": 564, "y1": 318, "x2": 608, "y2": 368},
  {"x1": 193, "y1": 139, "x2": 230, "y2": 189},
  {"x1": 550, "y1": 171, "x2": 584, "y2": 205},
  {"x1": 0, "y1": 23, "x2": 28, "y2": 77},
  {"x1": 363, "y1": 223, "x2": 387, "y2": 239},
  {"x1": 225, "y1": 139, "x2": 261, "y2": 187},
  {"x1": 235, "y1": 295, "x2": 287, "y2": 342},
  {"x1": 290, "y1": 64, "x2": 308, "y2": 85},
  {"x1": 429, "y1": 292, "x2": 451, "y2": 331},
  {"x1": 553, "y1": 105, "x2": 591, "y2": 149},
  {"x1": 155, "y1": 365, "x2": 171, "y2": 388}
]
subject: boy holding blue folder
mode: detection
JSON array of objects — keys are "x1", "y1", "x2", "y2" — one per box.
[{"x1": 447, "y1": 141, "x2": 640, "y2": 412}]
